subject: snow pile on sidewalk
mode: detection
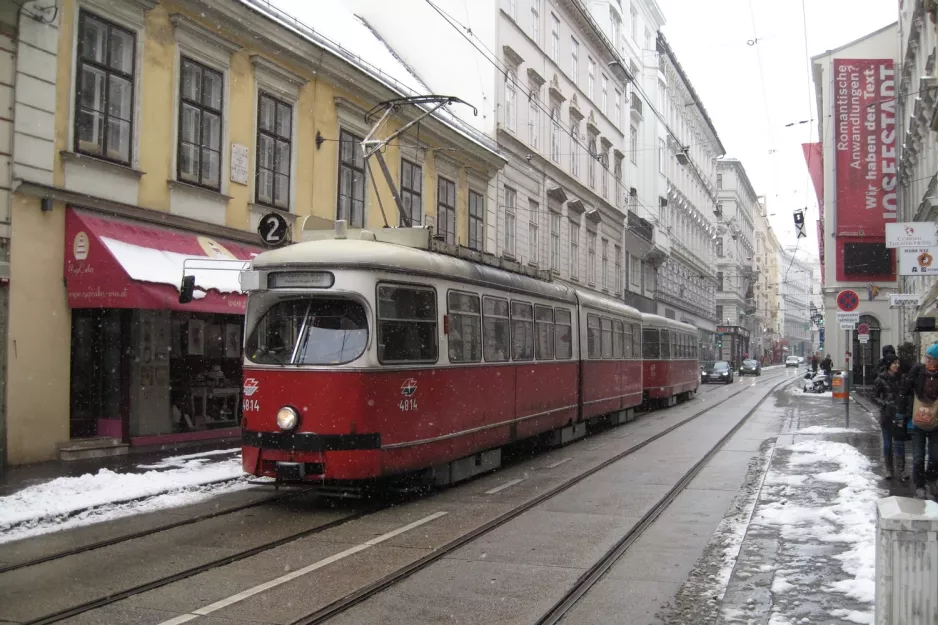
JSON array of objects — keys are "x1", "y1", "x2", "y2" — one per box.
[
  {"x1": 0, "y1": 454, "x2": 249, "y2": 544},
  {"x1": 754, "y1": 439, "x2": 882, "y2": 624}
]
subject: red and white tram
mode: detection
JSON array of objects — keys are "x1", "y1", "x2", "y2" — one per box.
[
  {"x1": 237, "y1": 227, "x2": 695, "y2": 486},
  {"x1": 640, "y1": 314, "x2": 700, "y2": 407}
]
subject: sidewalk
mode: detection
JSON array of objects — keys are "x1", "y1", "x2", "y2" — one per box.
[
  {"x1": 659, "y1": 385, "x2": 889, "y2": 625},
  {"x1": 0, "y1": 440, "x2": 248, "y2": 544}
]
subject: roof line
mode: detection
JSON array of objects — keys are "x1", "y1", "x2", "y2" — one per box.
[
  {"x1": 657, "y1": 31, "x2": 726, "y2": 155},
  {"x1": 810, "y1": 21, "x2": 898, "y2": 61}
]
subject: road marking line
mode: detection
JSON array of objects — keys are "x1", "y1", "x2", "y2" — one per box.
[
  {"x1": 543, "y1": 457, "x2": 572, "y2": 469},
  {"x1": 155, "y1": 511, "x2": 448, "y2": 625},
  {"x1": 587, "y1": 444, "x2": 605, "y2": 451},
  {"x1": 485, "y1": 478, "x2": 524, "y2": 494}
]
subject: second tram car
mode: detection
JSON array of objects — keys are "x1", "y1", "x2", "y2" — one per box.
[
  {"x1": 640, "y1": 314, "x2": 701, "y2": 407},
  {"x1": 237, "y1": 226, "x2": 698, "y2": 486}
]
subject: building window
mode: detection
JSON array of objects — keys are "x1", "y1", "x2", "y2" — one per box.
[
  {"x1": 437, "y1": 176, "x2": 456, "y2": 245},
  {"x1": 716, "y1": 304, "x2": 723, "y2": 322},
  {"x1": 630, "y1": 254, "x2": 641, "y2": 288},
  {"x1": 508, "y1": 0, "x2": 517, "y2": 20},
  {"x1": 658, "y1": 138, "x2": 665, "y2": 174},
  {"x1": 643, "y1": 261, "x2": 655, "y2": 293},
  {"x1": 178, "y1": 57, "x2": 223, "y2": 190},
  {"x1": 611, "y1": 13, "x2": 621, "y2": 49},
  {"x1": 571, "y1": 123, "x2": 581, "y2": 177},
  {"x1": 505, "y1": 71, "x2": 517, "y2": 131},
  {"x1": 550, "y1": 213, "x2": 560, "y2": 271},
  {"x1": 615, "y1": 244, "x2": 622, "y2": 294},
  {"x1": 400, "y1": 159, "x2": 422, "y2": 226},
  {"x1": 551, "y1": 13, "x2": 560, "y2": 61},
  {"x1": 716, "y1": 237, "x2": 723, "y2": 257},
  {"x1": 530, "y1": 0, "x2": 540, "y2": 43},
  {"x1": 630, "y1": 5, "x2": 638, "y2": 40},
  {"x1": 588, "y1": 57, "x2": 595, "y2": 99},
  {"x1": 256, "y1": 93, "x2": 292, "y2": 209},
  {"x1": 75, "y1": 11, "x2": 135, "y2": 164},
  {"x1": 570, "y1": 222, "x2": 580, "y2": 279},
  {"x1": 338, "y1": 130, "x2": 365, "y2": 227},
  {"x1": 529, "y1": 203, "x2": 539, "y2": 265},
  {"x1": 717, "y1": 173, "x2": 723, "y2": 189},
  {"x1": 717, "y1": 271, "x2": 724, "y2": 291},
  {"x1": 614, "y1": 89, "x2": 621, "y2": 129},
  {"x1": 588, "y1": 138, "x2": 597, "y2": 189},
  {"x1": 601, "y1": 74, "x2": 608, "y2": 114},
  {"x1": 529, "y1": 91, "x2": 539, "y2": 148},
  {"x1": 505, "y1": 187, "x2": 517, "y2": 256},
  {"x1": 601, "y1": 152, "x2": 608, "y2": 198},
  {"x1": 571, "y1": 37, "x2": 579, "y2": 84},
  {"x1": 469, "y1": 189, "x2": 484, "y2": 251},
  {"x1": 587, "y1": 232, "x2": 596, "y2": 284},
  {"x1": 614, "y1": 156, "x2": 623, "y2": 206},
  {"x1": 550, "y1": 107, "x2": 561, "y2": 162},
  {"x1": 645, "y1": 27, "x2": 652, "y2": 52},
  {"x1": 601, "y1": 239, "x2": 609, "y2": 289},
  {"x1": 629, "y1": 125, "x2": 637, "y2": 164}
]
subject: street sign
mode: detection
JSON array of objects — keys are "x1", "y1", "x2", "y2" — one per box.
[
  {"x1": 258, "y1": 212, "x2": 290, "y2": 247},
  {"x1": 837, "y1": 311, "x2": 860, "y2": 324},
  {"x1": 859, "y1": 334, "x2": 870, "y2": 344},
  {"x1": 837, "y1": 290, "x2": 860, "y2": 312},
  {"x1": 857, "y1": 323, "x2": 870, "y2": 335},
  {"x1": 840, "y1": 322, "x2": 855, "y2": 330}
]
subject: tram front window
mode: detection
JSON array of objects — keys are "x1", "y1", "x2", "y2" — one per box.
[{"x1": 246, "y1": 298, "x2": 368, "y2": 365}]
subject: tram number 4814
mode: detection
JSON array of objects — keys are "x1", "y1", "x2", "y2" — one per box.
[
  {"x1": 399, "y1": 398, "x2": 418, "y2": 412},
  {"x1": 243, "y1": 399, "x2": 260, "y2": 413}
]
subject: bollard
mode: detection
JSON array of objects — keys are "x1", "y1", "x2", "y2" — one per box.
[
  {"x1": 875, "y1": 496, "x2": 938, "y2": 624},
  {"x1": 832, "y1": 371, "x2": 849, "y2": 427}
]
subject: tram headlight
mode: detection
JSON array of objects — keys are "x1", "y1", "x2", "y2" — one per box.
[{"x1": 276, "y1": 406, "x2": 299, "y2": 431}]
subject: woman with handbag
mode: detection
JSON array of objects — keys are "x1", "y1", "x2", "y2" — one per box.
[
  {"x1": 897, "y1": 343, "x2": 938, "y2": 499},
  {"x1": 873, "y1": 354, "x2": 907, "y2": 480}
]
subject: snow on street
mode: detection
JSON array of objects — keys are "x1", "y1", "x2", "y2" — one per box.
[{"x1": 0, "y1": 449, "x2": 249, "y2": 544}]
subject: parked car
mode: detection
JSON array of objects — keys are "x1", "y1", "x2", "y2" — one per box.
[
  {"x1": 703, "y1": 360, "x2": 734, "y2": 384},
  {"x1": 786, "y1": 356, "x2": 800, "y2": 367},
  {"x1": 740, "y1": 359, "x2": 762, "y2": 376}
]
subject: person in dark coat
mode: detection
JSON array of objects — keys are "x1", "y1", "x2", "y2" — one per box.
[
  {"x1": 898, "y1": 342, "x2": 916, "y2": 376},
  {"x1": 820, "y1": 354, "x2": 833, "y2": 376},
  {"x1": 873, "y1": 354, "x2": 907, "y2": 480},
  {"x1": 811, "y1": 355, "x2": 819, "y2": 373},
  {"x1": 898, "y1": 342, "x2": 938, "y2": 499},
  {"x1": 877, "y1": 345, "x2": 897, "y2": 374}
]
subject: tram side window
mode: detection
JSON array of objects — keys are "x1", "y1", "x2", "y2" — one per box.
[
  {"x1": 555, "y1": 308, "x2": 573, "y2": 359},
  {"x1": 587, "y1": 314, "x2": 601, "y2": 359},
  {"x1": 535, "y1": 305, "x2": 554, "y2": 360},
  {"x1": 631, "y1": 323, "x2": 641, "y2": 358},
  {"x1": 483, "y1": 296, "x2": 510, "y2": 362},
  {"x1": 661, "y1": 330, "x2": 671, "y2": 359},
  {"x1": 511, "y1": 301, "x2": 535, "y2": 361},
  {"x1": 448, "y1": 291, "x2": 482, "y2": 363},
  {"x1": 376, "y1": 284, "x2": 437, "y2": 363},
  {"x1": 601, "y1": 318, "x2": 613, "y2": 359},
  {"x1": 612, "y1": 320, "x2": 624, "y2": 359},
  {"x1": 642, "y1": 328, "x2": 659, "y2": 359},
  {"x1": 678, "y1": 334, "x2": 685, "y2": 358},
  {"x1": 622, "y1": 321, "x2": 633, "y2": 359}
]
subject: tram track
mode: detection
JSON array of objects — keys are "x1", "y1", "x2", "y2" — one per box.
[
  {"x1": 7, "y1": 368, "x2": 796, "y2": 625},
  {"x1": 289, "y1": 370, "x2": 794, "y2": 625}
]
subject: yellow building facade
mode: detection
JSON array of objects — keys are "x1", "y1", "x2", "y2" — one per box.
[{"x1": 6, "y1": 0, "x2": 503, "y2": 464}]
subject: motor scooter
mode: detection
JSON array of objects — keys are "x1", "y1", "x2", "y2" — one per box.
[{"x1": 803, "y1": 370, "x2": 832, "y2": 393}]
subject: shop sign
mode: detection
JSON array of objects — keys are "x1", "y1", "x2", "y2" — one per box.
[
  {"x1": 889, "y1": 293, "x2": 921, "y2": 308},
  {"x1": 898, "y1": 246, "x2": 938, "y2": 276},
  {"x1": 886, "y1": 222, "x2": 938, "y2": 248}
]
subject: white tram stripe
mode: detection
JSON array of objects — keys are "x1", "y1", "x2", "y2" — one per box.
[
  {"x1": 542, "y1": 457, "x2": 572, "y2": 469},
  {"x1": 485, "y1": 478, "x2": 524, "y2": 494},
  {"x1": 154, "y1": 511, "x2": 448, "y2": 625}
]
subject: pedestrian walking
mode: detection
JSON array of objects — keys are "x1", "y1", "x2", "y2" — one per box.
[
  {"x1": 897, "y1": 342, "x2": 938, "y2": 499},
  {"x1": 898, "y1": 342, "x2": 916, "y2": 376},
  {"x1": 877, "y1": 345, "x2": 897, "y2": 374},
  {"x1": 810, "y1": 354, "x2": 818, "y2": 374},
  {"x1": 873, "y1": 354, "x2": 908, "y2": 480},
  {"x1": 820, "y1": 354, "x2": 832, "y2": 376}
]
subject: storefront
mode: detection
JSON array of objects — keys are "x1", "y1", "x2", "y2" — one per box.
[
  {"x1": 65, "y1": 208, "x2": 261, "y2": 446},
  {"x1": 716, "y1": 325, "x2": 751, "y2": 367}
]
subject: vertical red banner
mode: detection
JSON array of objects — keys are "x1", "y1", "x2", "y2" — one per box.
[{"x1": 832, "y1": 58, "x2": 897, "y2": 238}]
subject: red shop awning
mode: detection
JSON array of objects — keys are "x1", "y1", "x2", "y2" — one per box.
[{"x1": 65, "y1": 207, "x2": 262, "y2": 315}]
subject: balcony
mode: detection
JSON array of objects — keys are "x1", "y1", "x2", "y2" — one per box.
[
  {"x1": 627, "y1": 210, "x2": 653, "y2": 243},
  {"x1": 630, "y1": 92, "x2": 643, "y2": 121}
]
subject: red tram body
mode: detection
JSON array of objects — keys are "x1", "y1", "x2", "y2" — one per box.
[
  {"x1": 238, "y1": 228, "x2": 697, "y2": 486},
  {"x1": 640, "y1": 314, "x2": 701, "y2": 407}
]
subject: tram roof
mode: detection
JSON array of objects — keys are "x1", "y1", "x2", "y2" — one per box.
[
  {"x1": 574, "y1": 287, "x2": 642, "y2": 321},
  {"x1": 640, "y1": 313, "x2": 698, "y2": 333},
  {"x1": 251, "y1": 238, "x2": 579, "y2": 303}
]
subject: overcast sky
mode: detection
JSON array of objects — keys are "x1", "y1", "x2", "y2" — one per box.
[{"x1": 656, "y1": 0, "x2": 897, "y2": 259}]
